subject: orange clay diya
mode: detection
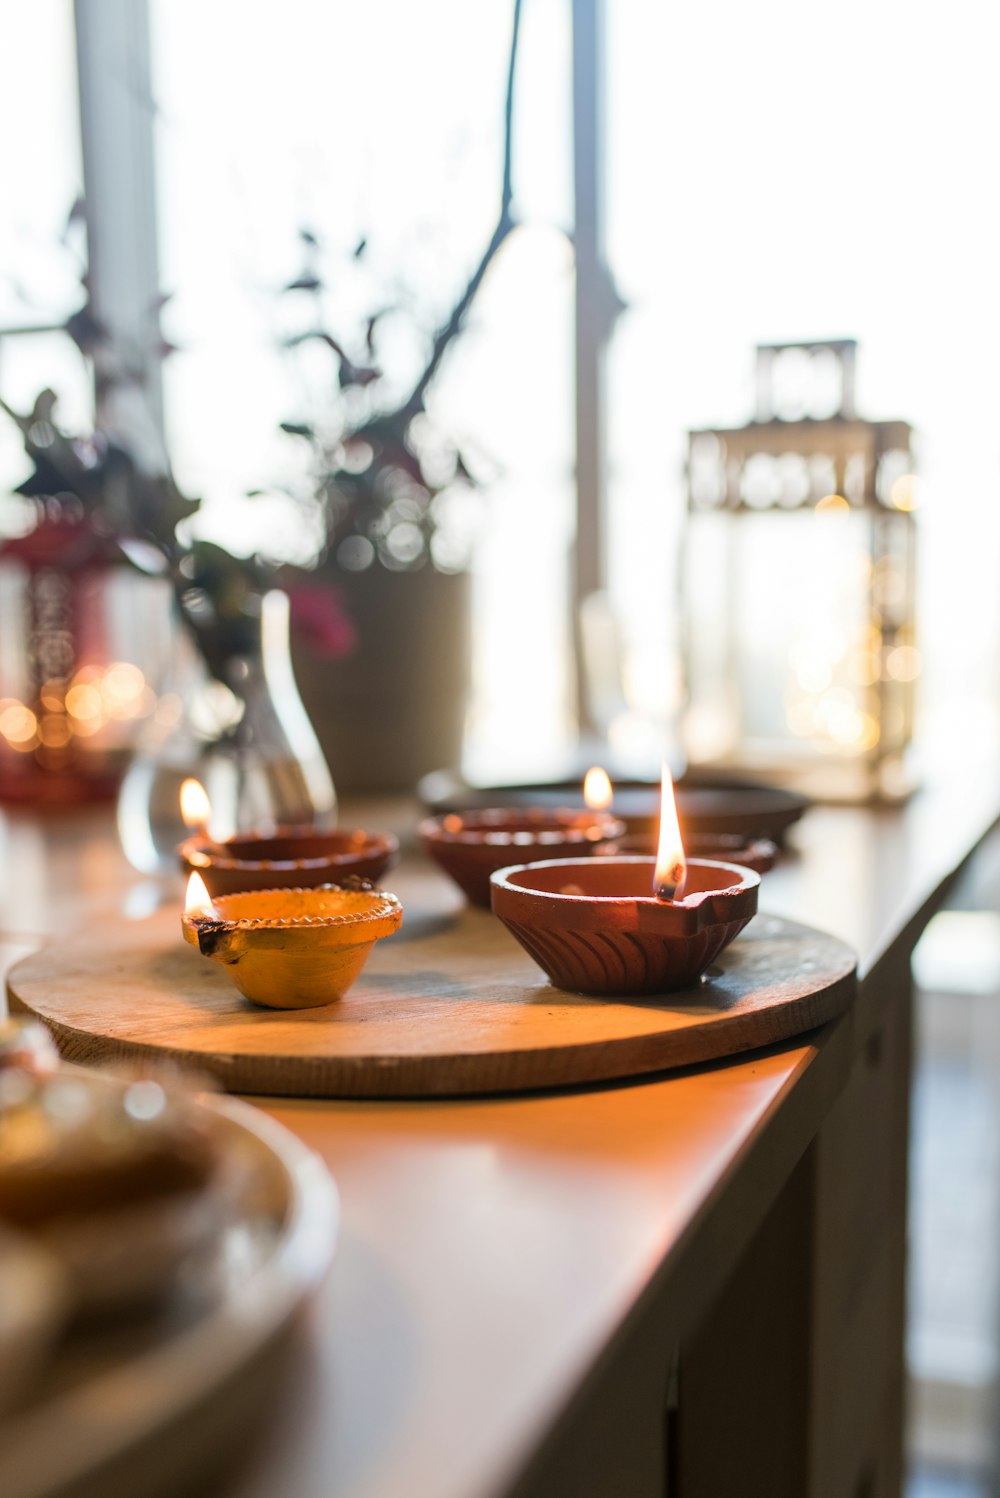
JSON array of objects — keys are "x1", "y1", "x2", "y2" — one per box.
[
  {"x1": 419, "y1": 807, "x2": 625, "y2": 908},
  {"x1": 182, "y1": 874, "x2": 402, "y2": 1009}
]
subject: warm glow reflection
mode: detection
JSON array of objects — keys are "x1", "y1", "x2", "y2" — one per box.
[
  {"x1": 65, "y1": 682, "x2": 102, "y2": 720},
  {"x1": 38, "y1": 715, "x2": 71, "y2": 749},
  {"x1": 0, "y1": 659, "x2": 157, "y2": 761},
  {"x1": 815, "y1": 493, "x2": 850, "y2": 515},
  {"x1": 180, "y1": 778, "x2": 212, "y2": 831},
  {"x1": 886, "y1": 644, "x2": 922, "y2": 682},
  {"x1": 39, "y1": 680, "x2": 65, "y2": 712},
  {"x1": 0, "y1": 703, "x2": 39, "y2": 746},
  {"x1": 583, "y1": 765, "x2": 613, "y2": 810},
  {"x1": 184, "y1": 871, "x2": 215, "y2": 918},
  {"x1": 654, "y1": 762, "x2": 687, "y2": 901},
  {"x1": 890, "y1": 473, "x2": 921, "y2": 512},
  {"x1": 102, "y1": 662, "x2": 145, "y2": 704}
]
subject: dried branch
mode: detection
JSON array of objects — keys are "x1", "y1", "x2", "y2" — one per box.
[{"x1": 402, "y1": 0, "x2": 522, "y2": 419}]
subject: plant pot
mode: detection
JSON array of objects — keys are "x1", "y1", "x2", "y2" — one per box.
[{"x1": 290, "y1": 564, "x2": 471, "y2": 794}]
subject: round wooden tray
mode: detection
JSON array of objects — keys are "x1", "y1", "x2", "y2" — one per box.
[{"x1": 7, "y1": 903, "x2": 855, "y2": 1098}]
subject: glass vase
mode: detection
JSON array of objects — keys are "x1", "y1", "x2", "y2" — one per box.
[{"x1": 117, "y1": 589, "x2": 336, "y2": 874}]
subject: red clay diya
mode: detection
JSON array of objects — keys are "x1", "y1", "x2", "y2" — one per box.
[
  {"x1": 595, "y1": 830, "x2": 778, "y2": 874},
  {"x1": 490, "y1": 856, "x2": 759, "y2": 996},
  {"x1": 419, "y1": 808, "x2": 626, "y2": 908},
  {"x1": 178, "y1": 826, "x2": 398, "y2": 899},
  {"x1": 182, "y1": 875, "x2": 402, "y2": 1008}
]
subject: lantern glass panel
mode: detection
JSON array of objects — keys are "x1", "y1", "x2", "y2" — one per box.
[{"x1": 686, "y1": 507, "x2": 870, "y2": 756}]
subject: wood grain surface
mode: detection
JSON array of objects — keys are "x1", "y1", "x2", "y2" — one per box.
[{"x1": 7, "y1": 901, "x2": 856, "y2": 1097}]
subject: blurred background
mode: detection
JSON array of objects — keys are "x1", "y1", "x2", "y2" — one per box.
[
  {"x1": 5, "y1": 0, "x2": 1000, "y2": 792},
  {"x1": 3, "y1": 3, "x2": 1000, "y2": 1491}
]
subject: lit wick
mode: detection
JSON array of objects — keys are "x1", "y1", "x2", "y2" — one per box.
[
  {"x1": 184, "y1": 870, "x2": 216, "y2": 922},
  {"x1": 183, "y1": 871, "x2": 229, "y2": 953},
  {"x1": 583, "y1": 765, "x2": 614, "y2": 811},
  {"x1": 653, "y1": 761, "x2": 687, "y2": 902},
  {"x1": 180, "y1": 777, "x2": 214, "y2": 843}
]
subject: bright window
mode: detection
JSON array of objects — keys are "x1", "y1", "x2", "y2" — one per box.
[
  {"x1": 605, "y1": 0, "x2": 1000, "y2": 760},
  {"x1": 151, "y1": 0, "x2": 575, "y2": 776},
  {"x1": 0, "y1": 1, "x2": 87, "y2": 503}
]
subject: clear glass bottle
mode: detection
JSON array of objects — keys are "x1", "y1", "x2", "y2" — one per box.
[{"x1": 117, "y1": 589, "x2": 336, "y2": 873}]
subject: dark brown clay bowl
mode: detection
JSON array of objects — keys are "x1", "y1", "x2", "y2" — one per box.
[
  {"x1": 419, "y1": 808, "x2": 626, "y2": 908},
  {"x1": 490, "y1": 856, "x2": 759, "y2": 996},
  {"x1": 177, "y1": 826, "x2": 399, "y2": 898},
  {"x1": 419, "y1": 769, "x2": 809, "y2": 843},
  {"x1": 594, "y1": 831, "x2": 778, "y2": 874}
]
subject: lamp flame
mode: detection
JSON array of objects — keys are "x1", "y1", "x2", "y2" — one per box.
[
  {"x1": 184, "y1": 871, "x2": 215, "y2": 919},
  {"x1": 583, "y1": 766, "x2": 613, "y2": 811},
  {"x1": 180, "y1": 778, "x2": 211, "y2": 833},
  {"x1": 653, "y1": 762, "x2": 687, "y2": 901}
]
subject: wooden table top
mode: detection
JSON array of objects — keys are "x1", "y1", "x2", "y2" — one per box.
[{"x1": 1, "y1": 764, "x2": 998, "y2": 1498}]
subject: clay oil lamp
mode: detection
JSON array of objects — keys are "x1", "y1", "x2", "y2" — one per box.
[
  {"x1": 419, "y1": 770, "x2": 625, "y2": 908},
  {"x1": 490, "y1": 764, "x2": 759, "y2": 996},
  {"x1": 596, "y1": 828, "x2": 778, "y2": 874},
  {"x1": 176, "y1": 779, "x2": 397, "y2": 898},
  {"x1": 182, "y1": 872, "x2": 402, "y2": 1009},
  {"x1": 583, "y1": 765, "x2": 777, "y2": 872}
]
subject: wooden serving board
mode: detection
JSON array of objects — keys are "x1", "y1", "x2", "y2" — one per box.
[{"x1": 7, "y1": 901, "x2": 856, "y2": 1098}]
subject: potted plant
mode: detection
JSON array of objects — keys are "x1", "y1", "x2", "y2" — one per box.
[
  {"x1": 269, "y1": 0, "x2": 523, "y2": 791},
  {"x1": 0, "y1": 384, "x2": 334, "y2": 859}
]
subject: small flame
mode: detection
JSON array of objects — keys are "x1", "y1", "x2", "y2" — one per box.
[
  {"x1": 583, "y1": 766, "x2": 613, "y2": 811},
  {"x1": 654, "y1": 762, "x2": 687, "y2": 901},
  {"x1": 184, "y1": 871, "x2": 215, "y2": 919},
  {"x1": 180, "y1": 777, "x2": 211, "y2": 832}
]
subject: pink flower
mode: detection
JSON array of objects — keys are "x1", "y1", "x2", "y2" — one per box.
[{"x1": 287, "y1": 581, "x2": 357, "y2": 659}]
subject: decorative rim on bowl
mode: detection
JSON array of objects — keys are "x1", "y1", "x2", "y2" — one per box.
[
  {"x1": 420, "y1": 809, "x2": 629, "y2": 908},
  {"x1": 489, "y1": 857, "x2": 759, "y2": 995},
  {"x1": 181, "y1": 885, "x2": 403, "y2": 1008},
  {"x1": 419, "y1": 808, "x2": 626, "y2": 848},
  {"x1": 491, "y1": 857, "x2": 757, "y2": 923},
  {"x1": 192, "y1": 886, "x2": 401, "y2": 933}
]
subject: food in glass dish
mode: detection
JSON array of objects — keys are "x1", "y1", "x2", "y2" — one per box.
[{"x1": 0, "y1": 1026, "x2": 224, "y2": 1314}]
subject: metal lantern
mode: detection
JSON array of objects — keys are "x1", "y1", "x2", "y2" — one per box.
[{"x1": 682, "y1": 340, "x2": 918, "y2": 800}]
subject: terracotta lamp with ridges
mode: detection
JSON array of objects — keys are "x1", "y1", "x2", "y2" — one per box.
[
  {"x1": 490, "y1": 857, "x2": 759, "y2": 996},
  {"x1": 419, "y1": 808, "x2": 625, "y2": 908}
]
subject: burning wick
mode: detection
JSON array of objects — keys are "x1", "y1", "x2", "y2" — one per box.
[
  {"x1": 583, "y1": 765, "x2": 613, "y2": 811},
  {"x1": 655, "y1": 862, "x2": 686, "y2": 902},
  {"x1": 183, "y1": 871, "x2": 230, "y2": 954},
  {"x1": 184, "y1": 871, "x2": 216, "y2": 922},
  {"x1": 180, "y1": 777, "x2": 213, "y2": 841},
  {"x1": 653, "y1": 761, "x2": 687, "y2": 902}
]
